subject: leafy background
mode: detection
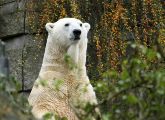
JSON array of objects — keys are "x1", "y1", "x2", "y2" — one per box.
[{"x1": 0, "y1": 0, "x2": 165, "y2": 120}]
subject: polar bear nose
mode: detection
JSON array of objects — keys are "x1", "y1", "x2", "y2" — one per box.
[{"x1": 73, "y1": 29, "x2": 81, "y2": 36}]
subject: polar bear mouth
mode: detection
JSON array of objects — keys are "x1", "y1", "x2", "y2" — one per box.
[
  {"x1": 74, "y1": 36, "x2": 80, "y2": 40},
  {"x1": 70, "y1": 36, "x2": 80, "y2": 41}
]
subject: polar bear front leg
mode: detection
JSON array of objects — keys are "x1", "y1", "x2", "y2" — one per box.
[{"x1": 67, "y1": 43, "x2": 79, "y2": 65}]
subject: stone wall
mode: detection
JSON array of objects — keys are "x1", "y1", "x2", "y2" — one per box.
[{"x1": 0, "y1": 0, "x2": 45, "y2": 90}]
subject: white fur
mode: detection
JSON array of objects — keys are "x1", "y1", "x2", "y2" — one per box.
[{"x1": 28, "y1": 18, "x2": 97, "y2": 120}]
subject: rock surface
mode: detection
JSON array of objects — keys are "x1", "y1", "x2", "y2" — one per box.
[{"x1": 0, "y1": 0, "x2": 45, "y2": 90}]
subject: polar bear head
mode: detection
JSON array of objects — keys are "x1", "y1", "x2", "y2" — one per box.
[{"x1": 45, "y1": 18, "x2": 90, "y2": 48}]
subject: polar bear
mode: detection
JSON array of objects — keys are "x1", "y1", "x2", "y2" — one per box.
[{"x1": 28, "y1": 18, "x2": 98, "y2": 120}]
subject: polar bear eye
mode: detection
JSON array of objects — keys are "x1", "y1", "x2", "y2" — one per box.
[
  {"x1": 65, "y1": 23, "x2": 69, "y2": 27},
  {"x1": 80, "y1": 23, "x2": 82, "y2": 27}
]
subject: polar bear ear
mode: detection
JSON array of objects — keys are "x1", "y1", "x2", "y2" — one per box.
[
  {"x1": 83, "y1": 23, "x2": 91, "y2": 32},
  {"x1": 45, "y1": 23, "x2": 54, "y2": 33}
]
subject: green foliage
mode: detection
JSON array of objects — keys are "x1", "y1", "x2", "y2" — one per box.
[
  {"x1": 43, "y1": 113, "x2": 67, "y2": 120},
  {"x1": 52, "y1": 79, "x2": 64, "y2": 91},
  {"x1": 94, "y1": 43, "x2": 165, "y2": 120},
  {"x1": 0, "y1": 76, "x2": 35, "y2": 120},
  {"x1": 38, "y1": 79, "x2": 48, "y2": 87},
  {"x1": 64, "y1": 54, "x2": 77, "y2": 70}
]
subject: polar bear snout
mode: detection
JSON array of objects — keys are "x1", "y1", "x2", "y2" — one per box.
[
  {"x1": 73, "y1": 29, "x2": 81, "y2": 36},
  {"x1": 73, "y1": 29, "x2": 81, "y2": 40}
]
